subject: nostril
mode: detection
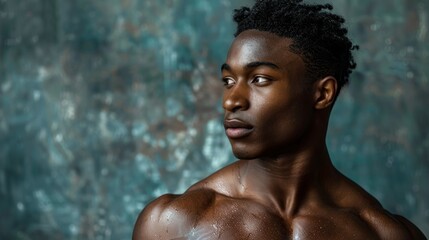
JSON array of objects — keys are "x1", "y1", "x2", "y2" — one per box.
[{"x1": 231, "y1": 105, "x2": 242, "y2": 112}]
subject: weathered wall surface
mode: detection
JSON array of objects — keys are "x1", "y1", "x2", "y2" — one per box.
[{"x1": 0, "y1": 0, "x2": 428, "y2": 239}]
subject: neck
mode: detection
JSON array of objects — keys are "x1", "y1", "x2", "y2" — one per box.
[{"x1": 236, "y1": 144, "x2": 336, "y2": 218}]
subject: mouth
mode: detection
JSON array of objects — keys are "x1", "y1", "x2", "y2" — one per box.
[{"x1": 224, "y1": 119, "x2": 254, "y2": 139}]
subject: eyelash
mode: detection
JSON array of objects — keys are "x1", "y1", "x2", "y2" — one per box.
[
  {"x1": 222, "y1": 76, "x2": 271, "y2": 87},
  {"x1": 222, "y1": 77, "x2": 235, "y2": 87},
  {"x1": 252, "y1": 76, "x2": 270, "y2": 84}
]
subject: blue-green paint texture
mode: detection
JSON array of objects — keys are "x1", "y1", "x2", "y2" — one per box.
[{"x1": 0, "y1": 0, "x2": 428, "y2": 239}]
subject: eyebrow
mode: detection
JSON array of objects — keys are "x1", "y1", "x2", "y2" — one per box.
[{"x1": 221, "y1": 61, "x2": 280, "y2": 71}]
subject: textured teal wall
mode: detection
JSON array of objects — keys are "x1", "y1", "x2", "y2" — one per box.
[{"x1": 0, "y1": 0, "x2": 428, "y2": 239}]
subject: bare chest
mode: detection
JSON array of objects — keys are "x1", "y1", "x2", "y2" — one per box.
[{"x1": 186, "y1": 204, "x2": 379, "y2": 240}]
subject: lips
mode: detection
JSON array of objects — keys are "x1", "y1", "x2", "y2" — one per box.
[{"x1": 224, "y1": 119, "x2": 254, "y2": 139}]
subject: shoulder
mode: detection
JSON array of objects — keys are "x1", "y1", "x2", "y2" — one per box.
[
  {"x1": 394, "y1": 214, "x2": 428, "y2": 240},
  {"x1": 356, "y1": 207, "x2": 426, "y2": 240},
  {"x1": 333, "y1": 174, "x2": 427, "y2": 239},
  {"x1": 132, "y1": 163, "x2": 243, "y2": 239},
  {"x1": 132, "y1": 187, "x2": 289, "y2": 240},
  {"x1": 132, "y1": 189, "x2": 217, "y2": 240}
]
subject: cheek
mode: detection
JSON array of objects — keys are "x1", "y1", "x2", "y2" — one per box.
[
  {"x1": 252, "y1": 93, "x2": 293, "y2": 124},
  {"x1": 255, "y1": 96, "x2": 312, "y2": 139}
]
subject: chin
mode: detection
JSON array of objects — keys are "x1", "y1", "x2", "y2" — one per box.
[
  {"x1": 231, "y1": 145, "x2": 262, "y2": 160},
  {"x1": 232, "y1": 151, "x2": 255, "y2": 160},
  {"x1": 230, "y1": 141, "x2": 283, "y2": 160}
]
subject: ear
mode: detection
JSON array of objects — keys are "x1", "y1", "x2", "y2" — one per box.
[{"x1": 313, "y1": 76, "x2": 337, "y2": 110}]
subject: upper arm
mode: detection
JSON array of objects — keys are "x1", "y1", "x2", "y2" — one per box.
[
  {"x1": 359, "y1": 208, "x2": 427, "y2": 240},
  {"x1": 132, "y1": 206, "x2": 153, "y2": 240},
  {"x1": 395, "y1": 215, "x2": 428, "y2": 240},
  {"x1": 132, "y1": 196, "x2": 164, "y2": 240},
  {"x1": 132, "y1": 194, "x2": 185, "y2": 240}
]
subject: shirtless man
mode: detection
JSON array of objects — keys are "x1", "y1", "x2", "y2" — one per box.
[{"x1": 133, "y1": 0, "x2": 427, "y2": 239}]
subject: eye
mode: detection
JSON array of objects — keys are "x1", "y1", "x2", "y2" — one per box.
[
  {"x1": 222, "y1": 77, "x2": 235, "y2": 88},
  {"x1": 251, "y1": 76, "x2": 270, "y2": 85}
]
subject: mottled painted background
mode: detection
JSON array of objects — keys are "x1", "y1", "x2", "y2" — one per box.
[{"x1": 0, "y1": 0, "x2": 428, "y2": 239}]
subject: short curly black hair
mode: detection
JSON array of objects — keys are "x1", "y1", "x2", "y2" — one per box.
[{"x1": 233, "y1": 0, "x2": 358, "y2": 97}]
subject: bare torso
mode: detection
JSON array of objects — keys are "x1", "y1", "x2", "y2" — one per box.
[{"x1": 133, "y1": 161, "x2": 426, "y2": 240}]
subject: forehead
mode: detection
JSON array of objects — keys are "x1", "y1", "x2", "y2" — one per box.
[{"x1": 226, "y1": 29, "x2": 304, "y2": 70}]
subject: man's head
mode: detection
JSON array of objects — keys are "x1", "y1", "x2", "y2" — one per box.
[
  {"x1": 222, "y1": 0, "x2": 358, "y2": 159},
  {"x1": 233, "y1": 0, "x2": 358, "y2": 98}
]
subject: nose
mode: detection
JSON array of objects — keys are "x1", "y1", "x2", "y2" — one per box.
[{"x1": 222, "y1": 83, "x2": 250, "y2": 112}]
